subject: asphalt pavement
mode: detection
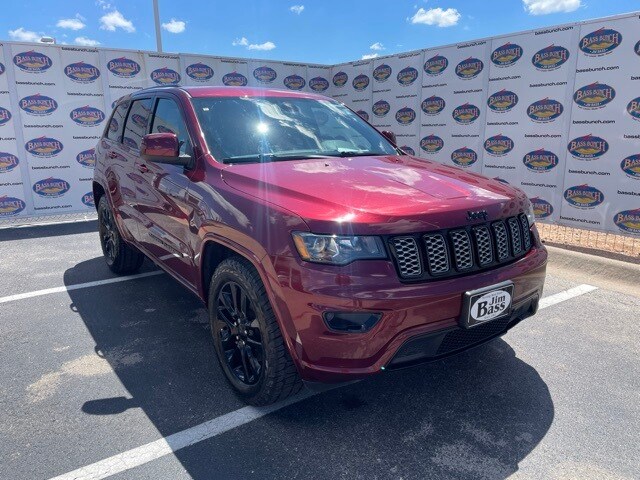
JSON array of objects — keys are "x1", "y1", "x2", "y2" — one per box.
[{"x1": 0, "y1": 221, "x2": 638, "y2": 480}]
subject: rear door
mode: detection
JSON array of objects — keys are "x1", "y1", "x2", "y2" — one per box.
[{"x1": 132, "y1": 94, "x2": 196, "y2": 286}]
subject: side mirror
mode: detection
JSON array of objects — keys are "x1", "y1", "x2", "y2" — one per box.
[
  {"x1": 381, "y1": 130, "x2": 397, "y2": 145},
  {"x1": 141, "y1": 133, "x2": 190, "y2": 166}
]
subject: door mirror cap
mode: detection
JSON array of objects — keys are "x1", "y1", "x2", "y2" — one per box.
[
  {"x1": 141, "y1": 133, "x2": 190, "y2": 166},
  {"x1": 381, "y1": 130, "x2": 397, "y2": 145}
]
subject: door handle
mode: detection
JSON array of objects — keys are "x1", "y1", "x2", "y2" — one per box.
[{"x1": 137, "y1": 164, "x2": 149, "y2": 173}]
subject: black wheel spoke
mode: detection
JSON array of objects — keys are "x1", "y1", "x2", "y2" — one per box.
[{"x1": 239, "y1": 346, "x2": 251, "y2": 382}]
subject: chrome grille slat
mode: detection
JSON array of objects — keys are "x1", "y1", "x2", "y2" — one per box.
[
  {"x1": 473, "y1": 226, "x2": 493, "y2": 266},
  {"x1": 449, "y1": 230, "x2": 473, "y2": 270},
  {"x1": 508, "y1": 217, "x2": 522, "y2": 255},
  {"x1": 492, "y1": 221, "x2": 510, "y2": 261},
  {"x1": 424, "y1": 234, "x2": 450, "y2": 274},
  {"x1": 391, "y1": 237, "x2": 422, "y2": 278},
  {"x1": 519, "y1": 213, "x2": 532, "y2": 251}
]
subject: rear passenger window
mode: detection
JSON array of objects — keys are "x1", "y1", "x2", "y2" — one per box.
[
  {"x1": 122, "y1": 98, "x2": 152, "y2": 150},
  {"x1": 105, "y1": 102, "x2": 128, "y2": 141},
  {"x1": 151, "y1": 98, "x2": 192, "y2": 156}
]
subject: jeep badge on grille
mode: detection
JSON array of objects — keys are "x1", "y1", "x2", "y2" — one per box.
[{"x1": 467, "y1": 210, "x2": 488, "y2": 221}]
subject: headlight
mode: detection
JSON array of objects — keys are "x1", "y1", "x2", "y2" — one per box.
[
  {"x1": 526, "y1": 201, "x2": 536, "y2": 226},
  {"x1": 292, "y1": 232, "x2": 386, "y2": 265}
]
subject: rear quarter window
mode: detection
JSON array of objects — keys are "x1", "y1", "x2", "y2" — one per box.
[{"x1": 105, "y1": 102, "x2": 128, "y2": 141}]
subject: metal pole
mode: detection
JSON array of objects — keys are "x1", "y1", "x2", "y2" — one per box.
[{"x1": 153, "y1": 0, "x2": 163, "y2": 52}]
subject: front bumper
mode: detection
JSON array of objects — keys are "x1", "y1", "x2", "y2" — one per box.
[{"x1": 265, "y1": 244, "x2": 547, "y2": 383}]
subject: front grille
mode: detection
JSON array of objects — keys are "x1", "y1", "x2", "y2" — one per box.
[{"x1": 390, "y1": 214, "x2": 533, "y2": 281}]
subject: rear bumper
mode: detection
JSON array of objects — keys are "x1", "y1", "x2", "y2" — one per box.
[{"x1": 264, "y1": 243, "x2": 547, "y2": 383}]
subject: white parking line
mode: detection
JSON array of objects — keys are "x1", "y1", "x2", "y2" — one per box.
[
  {"x1": 0, "y1": 271, "x2": 164, "y2": 304},
  {"x1": 46, "y1": 283, "x2": 598, "y2": 480}
]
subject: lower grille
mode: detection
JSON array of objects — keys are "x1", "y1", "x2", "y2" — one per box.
[{"x1": 436, "y1": 316, "x2": 511, "y2": 355}]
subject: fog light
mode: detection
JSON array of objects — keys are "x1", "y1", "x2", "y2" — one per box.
[{"x1": 323, "y1": 312, "x2": 382, "y2": 333}]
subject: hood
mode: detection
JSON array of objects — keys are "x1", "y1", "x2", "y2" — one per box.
[{"x1": 221, "y1": 155, "x2": 528, "y2": 234}]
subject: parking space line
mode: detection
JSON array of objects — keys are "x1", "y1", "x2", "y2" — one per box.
[
  {"x1": 0, "y1": 271, "x2": 164, "y2": 304},
  {"x1": 45, "y1": 283, "x2": 598, "y2": 480}
]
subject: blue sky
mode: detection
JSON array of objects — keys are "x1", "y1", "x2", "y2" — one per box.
[{"x1": 2, "y1": 1, "x2": 639, "y2": 64}]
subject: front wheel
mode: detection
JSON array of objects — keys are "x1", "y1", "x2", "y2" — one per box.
[
  {"x1": 208, "y1": 257, "x2": 302, "y2": 405},
  {"x1": 98, "y1": 196, "x2": 144, "y2": 274}
]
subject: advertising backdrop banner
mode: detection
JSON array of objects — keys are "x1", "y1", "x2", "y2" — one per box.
[{"x1": 0, "y1": 12, "x2": 639, "y2": 237}]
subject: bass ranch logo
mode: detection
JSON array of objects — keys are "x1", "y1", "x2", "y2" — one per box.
[
  {"x1": 564, "y1": 184, "x2": 605, "y2": 209},
  {"x1": 452, "y1": 103, "x2": 480, "y2": 124},
  {"x1": 70, "y1": 106, "x2": 105, "y2": 127},
  {"x1": 491, "y1": 42, "x2": 523, "y2": 67},
  {"x1": 373, "y1": 64, "x2": 392, "y2": 82},
  {"x1": 25, "y1": 136, "x2": 63, "y2": 158},
  {"x1": 372, "y1": 100, "x2": 391, "y2": 117},
  {"x1": 532, "y1": 44, "x2": 570, "y2": 71},
  {"x1": 620, "y1": 154, "x2": 640, "y2": 179},
  {"x1": 573, "y1": 82, "x2": 615, "y2": 109},
  {"x1": 186, "y1": 63, "x2": 214, "y2": 82},
  {"x1": 332, "y1": 71, "x2": 348, "y2": 88},
  {"x1": 0, "y1": 62, "x2": 4, "y2": 75},
  {"x1": 614, "y1": 209, "x2": 640, "y2": 234},
  {"x1": 580, "y1": 28, "x2": 622, "y2": 56},
  {"x1": 309, "y1": 77, "x2": 329, "y2": 92},
  {"x1": 222, "y1": 72, "x2": 248, "y2": 86},
  {"x1": 420, "y1": 134, "x2": 444, "y2": 153},
  {"x1": 33, "y1": 178, "x2": 70, "y2": 198},
  {"x1": 636, "y1": 40, "x2": 640, "y2": 56},
  {"x1": 0, "y1": 196, "x2": 26, "y2": 217},
  {"x1": 82, "y1": 192, "x2": 95, "y2": 208},
  {"x1": 523, "y1": 149, "x2": 558, "y2": 172},
  {"x1": 76, "y1": 148, "x2": 96, "y2": 168},
  {"x1": 253, "y1": 66, "x2": 277, "y2": 84},
  {"x1": 19, "y1": 94, "x2": 58, "y2": 116},
  {"x1": 0, "y1": 152, "x2": 19, "y2": 173},
  {"x1": 531, "y1": 197, "x2": 554, "y2": 218},
  {"x1": 151, "y1": 67, "x2": 181, "y2": 85},
  {"x1": 13, "y1": 51, "x2": 52, "y2": 73},
  {"x1": 484, "y1": 134, "x2": 514, "y2": 156},
  {"x1": 527, "y1": 98, "x2": 563, "y2": 123},
  {"x1": 65, "y1": 62, "x2": 100, "y2": 83},
  {"x1": 356, "y1": 110, "x2": 369, "y2": 121},
  {"x1": 400, "y1": 146, "x2": 415, "y2": 156},
  {"x1": 423, "y1": 54, "x2": 448, "y2": 76},
  {"x1": 421, "y1": 96, "x2": 446, "y2": 115},
  {"x1": 567, "y1": 134, "x2": 609, "y2": 159},
  {"x1": 396, "y1": 107, "x2": 416, "y2": 125},
  {"x1": 397, "y1": 67, "x2": 418, "y2": 86},
  {"x1": 451, "y1": 147, "x2": 478, "y2": 168},
  {"x1": 0, "y1": 107, "x2": 11, "y2": 126},
  {"x1": 626, "y1": 97, "x2": 640, "y2": 122},
  {"x1": 108, "y1": 57, "x2": 141, "y2": 78},
  {"x1": 455, "y1": 57, "x2": 483, "y2": 80},
  {"x1": 352, "y1": 74, "x2": 370, "y2": 91},
  {"x1": 284, "y1": 74, "x2": 305, "y2": 90},
  {"x1": 487, "y1": 89, "x2": 518, "y2": 113}
]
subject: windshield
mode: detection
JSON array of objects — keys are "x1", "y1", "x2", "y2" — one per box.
[{"x1": 192, "y1": 96, "x2": 399, "y2": 163}]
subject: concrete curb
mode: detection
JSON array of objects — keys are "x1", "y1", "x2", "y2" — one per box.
[{"x1": 546, "y1": 245, "x2": 640, "y2": 297}]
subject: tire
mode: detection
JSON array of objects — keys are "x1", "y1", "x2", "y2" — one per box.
[
  {"x1": 208, "y1": 257, "x2": 303, "y2": 405},
  {"x1": 98, "y1": 196, "x2": 144, "y2": 274}
]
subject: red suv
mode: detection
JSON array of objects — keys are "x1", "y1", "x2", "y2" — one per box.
[{"x1": 93, "y1": 86, "x2": 547, "y2": 405}]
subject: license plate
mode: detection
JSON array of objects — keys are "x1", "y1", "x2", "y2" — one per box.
[{"x1": 460, "y1": 281, "x2": 514, "y2": 328}]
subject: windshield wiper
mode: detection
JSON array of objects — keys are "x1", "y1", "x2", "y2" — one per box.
[
  {"x1": 320, "y1": 150, "x2": 385, "y2": 158},
  {"x1": 222, "y1": 153, "x2": 331, "y2": 164}
]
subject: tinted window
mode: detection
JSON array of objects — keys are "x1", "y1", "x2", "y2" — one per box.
[
  {"x1": 151, "y1": 98, "x2": 192, "y2": 156},
  {"x1": 122, "y1": 98, "x2": 152, "y2": 150},
  {"x1": 106, "y1": 102, "x2": 128, "y2": 141}
]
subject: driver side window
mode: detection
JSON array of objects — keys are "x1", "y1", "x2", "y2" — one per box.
[{"x1": 151, "y1": 98, "x2": 193, "y2": 157}]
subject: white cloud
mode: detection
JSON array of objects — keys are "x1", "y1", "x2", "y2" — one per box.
[
  {"x1": 100, "y1": 10, "x2": 135, "y2": 33},
  {"x1": 290, "y1": 5, "x2": 304, "y2": 14},
  {"x1": 161, "y1": 18, "x2": 186, "y2": 33},
  {"x1": 370, "y1": 42, "x2": 385, "y2": 51},
  {"x1": 96, "y1": 0, "x2": 112, "y2": 10},
  {"x1": 410, "y1": 7, "x2": 461, "y2": 27},
  {"x1": 8, "y1": 27, "x2": 45, "y2": 43},
  {"x1": 57, "y1": 15, "x2": 85, "y2": 30},
  {"x1": 75, "y1": 36, "x2": 100, "y2": 46},
  {"x1": 232, "y1": 37, "x2": 276, "y2": 51},
  {"x1": 522, "y1": 0, "x2": 581, "y2": 15},
  {"x1": 362, "y1": 53, "x2": 379, "y2": 60}
]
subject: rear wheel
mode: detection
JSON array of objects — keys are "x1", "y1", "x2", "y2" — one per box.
[
  {"x1": 209, "y1": 257, "x2": 302, "y2": 405},
  {"x1": 98, "y1": 196, "x2": 144, "y2": 274}
]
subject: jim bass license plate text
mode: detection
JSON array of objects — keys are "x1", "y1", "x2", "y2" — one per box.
[{"x1": 460, "y1": 282, "x2": 514, "y2": 328}]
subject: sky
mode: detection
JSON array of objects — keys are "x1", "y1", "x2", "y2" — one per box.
[{"x1": 1, "y1": 0, "x2": 639, "y2": 64}]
